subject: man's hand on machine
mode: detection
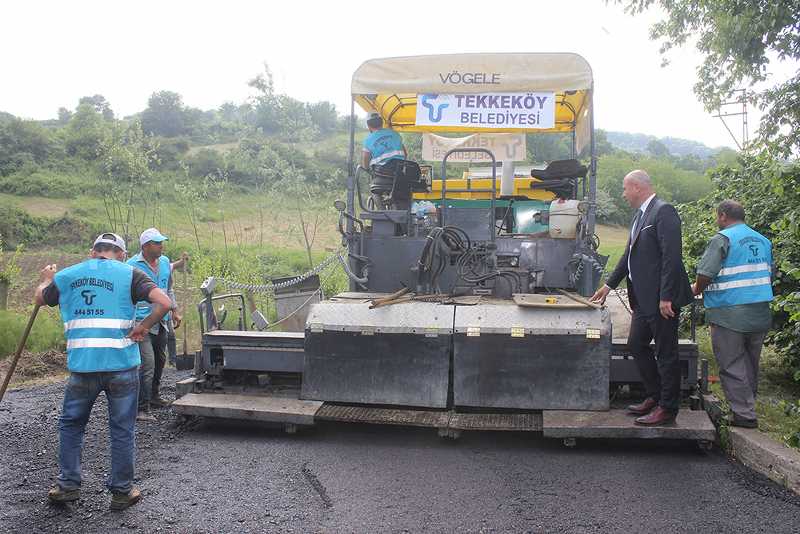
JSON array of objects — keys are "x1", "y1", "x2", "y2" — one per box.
[
  {"x1": 172, "y1": 312, "x2": 182, "y2": 330},
  {"x1": 590, "y1": 285, "x2": 610, "y2": 305}
]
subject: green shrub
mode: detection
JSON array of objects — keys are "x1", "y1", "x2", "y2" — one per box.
[
  {"x1": 0, "y1": 308, "x2": 65, "y2": 358},
  {"x1": 0, "y1": 204, "x2": 94, "y2": 248},
  {"x1": 0, "y1": 169, "x2": 96, "y2": 198}
]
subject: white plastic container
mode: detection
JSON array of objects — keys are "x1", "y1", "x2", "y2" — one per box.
[{"x1": 548, "y1": 199, "x2": 581, "y2": 238}]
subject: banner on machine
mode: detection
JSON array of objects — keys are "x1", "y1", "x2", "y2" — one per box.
[
  {"x1": 422, "y1": 133, "x2": 527, "y2": 162},
  {"x1": 415, "y1": 92, "x2": 555, "y2": 129}
]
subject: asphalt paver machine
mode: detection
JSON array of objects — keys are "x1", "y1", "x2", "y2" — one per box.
[{"x1": 175, "y1": 54, "x2": 714, "y2": 446}]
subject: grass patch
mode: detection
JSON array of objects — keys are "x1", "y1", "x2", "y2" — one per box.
[
  {"x1": 596, "y1": 224, "x2": 628, "y2": 274},
  {"x1": 0, "y1": 307, "x2": 65, "y2": 359}
]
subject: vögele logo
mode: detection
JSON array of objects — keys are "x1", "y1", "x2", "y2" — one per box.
[{"x1": 420, "y1": 94, "x2": 449, "y2": 122}]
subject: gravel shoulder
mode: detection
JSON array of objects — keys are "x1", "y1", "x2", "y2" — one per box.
[{"x1": 2, "y1": 369, "x2": 799, "y2": 533}]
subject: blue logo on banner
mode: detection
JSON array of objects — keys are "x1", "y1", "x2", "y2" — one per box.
[{"x1": 420, "y1": 94, "x2": 449, "y2": 122}]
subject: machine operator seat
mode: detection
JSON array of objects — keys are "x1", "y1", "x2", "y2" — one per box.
[
  {"x1": 369, "y1": 158, "x2": 425, "y2": 211},
  {"x1": 530, "y1": 159, "x2": 588, "y2": 199}
]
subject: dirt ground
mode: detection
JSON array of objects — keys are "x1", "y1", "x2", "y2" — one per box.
[
  {"x1": 2, "y1": 368, "x2": 800, "y2": 533},
  {"x1": 2, "y1": 251, "x2": 85, "y2": 310},
  {"x1": 0, "y1": 350, "x2": 67, "y2": 388}
]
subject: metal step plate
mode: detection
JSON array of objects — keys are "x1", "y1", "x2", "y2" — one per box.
[
  {"x1": 542, "y1": 409, "x2": 715, "y2": 441},
  {"x1": 316, "y1": 404, "x2": 450, "y2": 428},
  {"x1": 173, "y1": 393, "x2": 322, "y2": 425},
  {"x1": 317, "y1": 404, "x2": 543, "y2": 431},
  {"x1": 449, "y1": 412, "x2": 543, "y2": 432}
]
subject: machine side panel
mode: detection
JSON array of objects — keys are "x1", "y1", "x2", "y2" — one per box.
[
  {"x1": 453, "y1": 303, "x2": 611, "y2": 410},
  {"x1": 301, "y1": 301, "x2": 455, "y2": 408},
  {"x1": 302, "y1": 331, "x2": 450, "y2": 407},
  {"x1": 453, "y1": 334, "x2": 611, "y2": 410}
]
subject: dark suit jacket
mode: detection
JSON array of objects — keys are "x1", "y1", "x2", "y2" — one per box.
[{"x1": 606, "y1": 196, "x2": 693, "y2": 315}]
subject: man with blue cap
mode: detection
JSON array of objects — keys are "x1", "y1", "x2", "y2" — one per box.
[{"x1": 127, "y1": 228, "x2": 182, "y2": 420}]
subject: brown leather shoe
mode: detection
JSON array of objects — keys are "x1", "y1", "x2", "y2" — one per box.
[
  {"x1": 627, "y1": 397, "x2": 658, "y2": 416},
  {"x1": 634, "y1": 406, "x2": 677, "y2": 426}
]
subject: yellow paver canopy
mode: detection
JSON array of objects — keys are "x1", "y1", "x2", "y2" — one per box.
[{"x1": 352, "y1": 53, "x2": 593, "y2": 152}]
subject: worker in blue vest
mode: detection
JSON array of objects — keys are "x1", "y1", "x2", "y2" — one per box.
[
  {"x1": 361, "y1": 112, "x2": 407, "y2": 170},
  {"x1": 692, "y1": 200, "x2": 773, "y2": 428},
  {"x1": 35, "y1": 232, "x2": 172, "y2": 510},
  {"x1": 127, "y1": 228, "x2": 182, "y2": 421}
]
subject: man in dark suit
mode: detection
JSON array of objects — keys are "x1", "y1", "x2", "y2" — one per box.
[{"x1": 590, "y1": 170, "x2": 693, "y2": 425}]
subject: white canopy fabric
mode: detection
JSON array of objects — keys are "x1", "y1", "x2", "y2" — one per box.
[
  {"x1": 351, "y1": 53, "x2": 593, "y2": 95},
  {"x1": 351, "y1": 53, "x2": 594, "y2": 152}
]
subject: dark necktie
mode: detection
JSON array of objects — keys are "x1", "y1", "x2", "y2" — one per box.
[{"x1": 630, "y1": 210, "x2": 642, "y2": 242}]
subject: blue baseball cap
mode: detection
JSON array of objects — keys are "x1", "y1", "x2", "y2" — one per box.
[{"x1": 139, "y1": 227, "x2": 169, "y2": 245}]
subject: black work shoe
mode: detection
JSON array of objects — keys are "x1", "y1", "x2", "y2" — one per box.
[
  {"x1": 150, "y1": 397, "x2": 172, "y2": 408},
  {"x1": 730, "y1": 414, "x2": 758, "y2": 428},
  {"x1": 110, "y1": 487, "x2": 142, "y2": 511},
  {"x1": 136, "y1": 410, "x2": 156, "y2": 422},
  {"x1": 48, "y1": 485, "x2": 80, "y2": 503}
]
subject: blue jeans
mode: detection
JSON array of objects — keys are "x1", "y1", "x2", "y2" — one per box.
[{"x1": 58, "y1": 367, "x2": 139, "y2": 494}]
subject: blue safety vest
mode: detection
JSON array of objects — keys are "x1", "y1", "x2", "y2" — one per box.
[
  {"x1": 127, "y1": 253, "x2": 170, "y2": 322},
  {"x1": 703, "y1": 223, "x2": 773, "y2": 308},
  {"x1": 53, "y1": 259, "x2": 140, "y2": 372}
]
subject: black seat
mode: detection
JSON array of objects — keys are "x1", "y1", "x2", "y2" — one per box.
[
  {"x1": 530, "y1": 159, "x2": 588, "y2": 180},
  {"x1": 370, "y1": 159, "x2": 424, "y2": 210},
  {"x1": 529, "y1": 159, "x2": 588, "y2": 198}
]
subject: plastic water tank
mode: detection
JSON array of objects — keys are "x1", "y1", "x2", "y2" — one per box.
[{"x1": 548, "y1": 199, "x2": 581, "y2": 238}]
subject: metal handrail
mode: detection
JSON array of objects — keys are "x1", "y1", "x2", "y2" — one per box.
[{"x1": 440, "y1": 148, "x2": 497, "y2": 244}]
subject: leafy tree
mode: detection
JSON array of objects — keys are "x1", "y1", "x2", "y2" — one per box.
[
  {"x1": 276, "y1": 95, "x2": 317, "y2": 142},
  {"x1": 57, "y1": 107, "x2": 73, "y2": 124},
  {"x1": 98, "y1": 121, "x2": 159, "y2": 241},
  {"x1": 646, "y1": 139, "x2": 670, "y2": 157},
  {"x1": 185, "y1": 147, "x2": 227, "y2": 178},
  {"x1": 307, "y1": 101, "x2": 339, "y2": 135},
  {"x1": 248, "y1": 64, "x2": 281, "y2": 135},
  {"x1": 526, "y1": 132, "x2": 572, "y2": 162},
  {"x1": 219, "y1": 102, "x2": 239, "y2": 123},
  {"x1": 596, "y1": 152, "x2": 711, "y2": 224},
  {"x1": 619, "y1": 0, "x2": 800, "y2": 156},
  {"x1": 0, "y1": 119, "x2": 56, "y2": 175},
  {"x1": 141, "y1": 90, "x2": 187, "y2": 137},
  {"x1": 594, "y1": 129, "x2": 616, "y2": 157},
  {"x1": 151, "y1": 136, "x2": 190, "y2": 170},
  {"x1": 78, "y1": 94, "x2": 114, "y2": 120},
  {"x1": 64, "y1": 103, "x2": 110, "y2": 159}
]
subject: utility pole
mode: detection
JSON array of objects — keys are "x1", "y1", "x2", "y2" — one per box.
[{"x1": 713, "y1": 89, "x2": 749, "y2": 151}]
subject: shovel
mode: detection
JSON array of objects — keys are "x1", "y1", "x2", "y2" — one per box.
[
  {"x1": 175, "y1": 261, "x2": 194, "y2": 371},
  {"x1": 0, "y1": 304, "x2": 41, "y2": 404}
]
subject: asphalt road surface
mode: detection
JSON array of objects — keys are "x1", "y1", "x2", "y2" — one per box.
[{"x1": 2, "y1": 370, "x2": 799, "y2": 533}]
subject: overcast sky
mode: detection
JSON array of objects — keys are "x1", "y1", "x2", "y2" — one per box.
[{"x1": 3, "y1": 0, "x2": 790, "y2": 149}]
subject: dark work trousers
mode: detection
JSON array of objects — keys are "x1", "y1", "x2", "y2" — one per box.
[
  {"x1": 150, "y1": 324, "x2": 168, "y2": 399},
  {"x1": 627, "y1": 293, "x2": 682, "y2": 412}
]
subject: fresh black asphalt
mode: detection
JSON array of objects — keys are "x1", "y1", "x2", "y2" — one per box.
[{"x1": 1, "y1": 369, "x2": 799, "y2": 533}]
